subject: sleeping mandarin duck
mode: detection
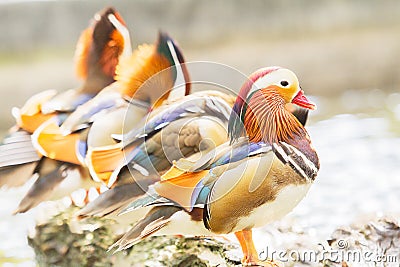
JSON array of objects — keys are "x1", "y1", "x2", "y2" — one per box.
[
  {"x1": 0, "y1": 7, "x2": 129, "y2": 190},
  {"x1": 1, "y1": 8, "x2": 131, "y2": 213},
  {"x1": 16, "y1": 32, "x2": 189, "y2": 213},
  {"x1": 111, "y1": 67, "x2": 319, "y2": 267}
]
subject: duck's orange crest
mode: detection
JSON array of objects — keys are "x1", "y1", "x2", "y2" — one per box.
[
  {"x1": 115, "y1": 44, "x2": 171, "y2": 98},
  {"x1": 74, "y1": 28, "x2": 93, "y2": 80}
]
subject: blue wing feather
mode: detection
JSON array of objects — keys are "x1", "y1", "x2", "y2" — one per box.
[{"x1": 210, "y1": 141, "x2": 270, "y2": 168}]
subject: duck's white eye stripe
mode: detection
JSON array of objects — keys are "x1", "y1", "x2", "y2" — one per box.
[
  {"x1": 108, "y1": 14, "x2": 132, "y2": 59},
  {"x1": 249, "y1": 72, "x2": 278, "y2": 95}
]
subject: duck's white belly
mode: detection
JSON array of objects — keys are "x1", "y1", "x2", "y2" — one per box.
[{"x1": 233, "y1": 183, "x2": 312, "y2": 231}]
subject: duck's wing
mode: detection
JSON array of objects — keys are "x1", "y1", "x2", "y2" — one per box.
[
  {"x1": 108, "y1": 92, "x2": 233, "y2": 180},
  {"x1": 120, "y1": 139, "x2": 272, "y2": 213},
  {"x1": 79, "y1": 113, "x2": 229, "y2": 219},
  {"x1": 79, "y1": 93, "x2": 233, "y2": 219},
  {"x1": 114, "y1": 92, "x2": 233, "y2": 147},
  {"x1": 110, "y1": 141, "x2": 273, "y2": 251},
  {"x1": 31, "y1": 115, "x2": 84, "y2": 165}
]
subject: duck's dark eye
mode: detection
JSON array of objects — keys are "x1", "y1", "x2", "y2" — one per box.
[{"x1": 280, "y1": 81, "x2": 289, "y2": 87}]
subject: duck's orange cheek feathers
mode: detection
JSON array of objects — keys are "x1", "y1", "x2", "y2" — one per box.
[
  {"x1": 74, "y1": 27, "x2": 93, "y2": 80},
  {"x1": 274, "y1": 86, "x2": 297, "y2": 104}
]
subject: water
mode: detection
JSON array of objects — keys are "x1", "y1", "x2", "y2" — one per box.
[
  {"x1": 252, "y1": 114, "x2": 400, "y2": 257},
  {"x1": 313, "y1": 92, "x2": 400, "y2": 223},
  {"x1": 296, "y1": 114, "x2": 400, "y2": 235},
  {"x1": 0, "y1": 180, "x2": 37, "y2": 267},
  {"x1": 1, "y1": 112, "x2": 399, "y2": 266}
]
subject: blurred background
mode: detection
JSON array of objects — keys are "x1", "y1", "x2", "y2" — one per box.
[
  {"x1": 1, "y1": 0, "x2": 400, "y2": 126},
  {"x1": 0, "y1": 0, "x2": 399, "y2": 266}
]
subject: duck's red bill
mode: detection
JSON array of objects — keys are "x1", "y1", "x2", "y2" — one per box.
[{"x1": 292, "y1": 90, "x2": 316, "y2": 110}]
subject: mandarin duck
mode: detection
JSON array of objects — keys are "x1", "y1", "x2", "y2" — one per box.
[
  {"x1": 15, "y1": 32, "x2": 189, "y2": 213},
  {"x1": 110, "y1": 67, "x2": 319, "y2": 267},
  {"x1": 2, "y1": 7, "x2": 131, "y2": 213},
  {"x1": 0, "y1": 7, "x2": 128, "y2": 189}
]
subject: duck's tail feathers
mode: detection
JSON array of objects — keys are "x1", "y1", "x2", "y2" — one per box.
[
  {"x1": 0, "y1": 162, "x2": 38, "y2": 188},
  {"x1": 13, "y1": 159, "x2": 70, "y2": 214},
  {"x1": 76, "y1": 177, "x2": 157, "y2": 219},
  {"x1": 110, "y1": 206, "x2": 180, "y2": 252},
  {"x1": 0, "y1": 130, "x2": 40, "y2": 167},
  {"x1": 0, "y1": 130, "x2": 41, "y2": 188}
]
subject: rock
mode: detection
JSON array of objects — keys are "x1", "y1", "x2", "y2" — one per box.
[
  {"x1": 28, "y1": 206, "x2": 240, "y2": 267},
  {"x1": 324, "y1": 216, "x2": 400, "y2": 267},
  {"x1": 28, "y1": 206, "x2": 400, "y2": 267}
]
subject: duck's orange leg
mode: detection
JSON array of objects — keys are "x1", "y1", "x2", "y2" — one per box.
[
  {"x1": 234, "y1": 230, "x2": 281, "y2": 267},
  {"x1": 83, "y1": 189, "x2": 90, "y2": 204},
  {"x1": 83, "y1": 186, "x2": 102, "y2": 204}
]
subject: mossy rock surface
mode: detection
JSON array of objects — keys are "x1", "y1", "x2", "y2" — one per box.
[
  {"x1": 28, "y1": 206, "x2": 240, "y2": 267},
  {"x1": 28, "y1": 207, "x2": 118, "y2": 267},
  {"x1": 28, "y1": 206, "x2": 399, "y2": 267}
]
